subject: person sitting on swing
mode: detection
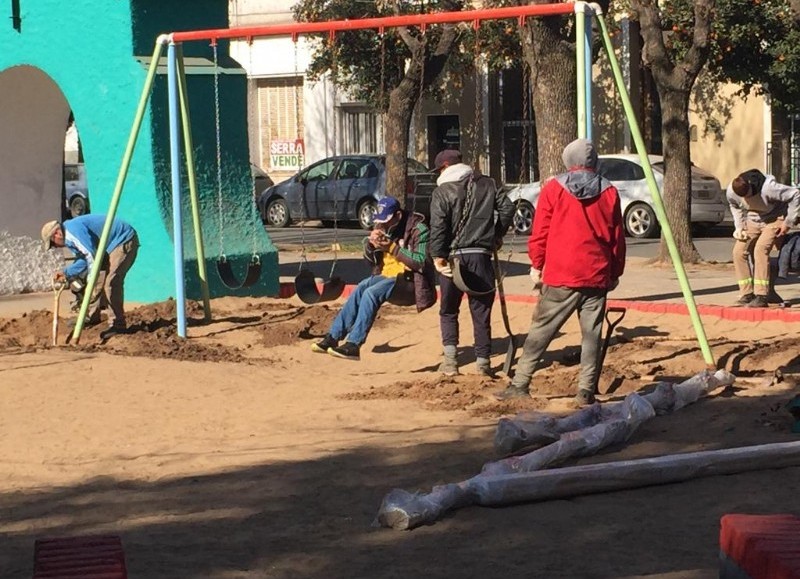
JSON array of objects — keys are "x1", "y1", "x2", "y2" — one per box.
[{"x1": 312, "y1": 196, "x2": 436, "y2": 360}]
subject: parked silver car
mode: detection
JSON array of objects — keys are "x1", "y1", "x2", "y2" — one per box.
[
  {"x1": 63, "y1": 163, "x2": 89, "y2": 219},
  {"x1": 257, "y1": 155, "x2": 437, "y2": 230},
  {"x1": 507, "y1": 154, "x2": 727, "y2": 238}
]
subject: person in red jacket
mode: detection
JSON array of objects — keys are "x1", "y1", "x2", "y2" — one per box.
[{"x1": 494, "y1": 138, "x2": 626, "y2": 406}]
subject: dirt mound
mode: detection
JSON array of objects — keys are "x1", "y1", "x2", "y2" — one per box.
[{"x1": 341, "y1": 374, "x2": 551, "y2": 416}]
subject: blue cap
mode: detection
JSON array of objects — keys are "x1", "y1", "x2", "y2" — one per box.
[{"x1": 373, "y1": 196, "x2": 401, "y2": 223}]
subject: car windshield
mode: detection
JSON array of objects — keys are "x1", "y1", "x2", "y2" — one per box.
[
  {"x1": 650, "y1": 161, "x2": 699, "y2": 175},
  {"x1": 378, "y1": 157, "x2": 431, "y2": 174}
]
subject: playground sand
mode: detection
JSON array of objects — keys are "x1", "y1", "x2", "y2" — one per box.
[{"x1": 0, "y1": 295, "x2": 799, "y2": 577}]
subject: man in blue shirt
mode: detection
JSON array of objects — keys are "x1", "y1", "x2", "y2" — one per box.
[{"x1": 41, "y1": 215, "x2": 139, "y2": 336}]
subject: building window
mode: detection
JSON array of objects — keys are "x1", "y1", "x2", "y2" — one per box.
[
  {"x1": 257, "y1": 76, "x2": 304, "y2": 176},
  {"x1": 341, "y1": 106, "x2": 379, "y2": 154}
]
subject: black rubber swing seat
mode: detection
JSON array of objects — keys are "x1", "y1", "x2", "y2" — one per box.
[
  {"x1": 294, "y1": 269, "x2": 345, "y2": 304},
  {"x1": 217, "y1": 255, "x2": 262, "y2": 289},
  {"x1": 386, "y1": 272, "x2": 416, "y2": 307},
  {"x1": 450, "y1": 256, "x2": 497, "y2": 296}
]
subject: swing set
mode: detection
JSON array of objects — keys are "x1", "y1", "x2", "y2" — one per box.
[{"x1": 69, "y1": 1, "x2": 716, "y2": 370}]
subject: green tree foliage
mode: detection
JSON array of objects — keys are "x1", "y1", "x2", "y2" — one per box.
[{"x1": 293, "y1": 0, "x2": 466, "y2": 205}]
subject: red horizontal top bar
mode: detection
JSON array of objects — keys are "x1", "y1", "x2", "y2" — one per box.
[{"x1": 170, "y1": 3, "x2": 578, "y2": 43}]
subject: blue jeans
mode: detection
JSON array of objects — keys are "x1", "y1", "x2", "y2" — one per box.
[{"x1": 329, "y1": 275, "x2": 396, "y2": 345}]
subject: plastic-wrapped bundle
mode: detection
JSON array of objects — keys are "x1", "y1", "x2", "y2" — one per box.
[
  {"x1": 0, "y1": 231, "x2": 65, "y2": 296},
  {"x1": 376, "y1": 370, "x2": 736, "y2": 530}
]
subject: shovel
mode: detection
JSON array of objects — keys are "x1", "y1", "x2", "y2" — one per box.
[
  {"x1": 492, "y1": 249, "x2": 517, "y2": 376},
  {"x1": 596, "y1": 306, "x2": 627, "y2": 394},
  {"x1": 52, "y1": 280, "x2": 66, "y2": 346}
]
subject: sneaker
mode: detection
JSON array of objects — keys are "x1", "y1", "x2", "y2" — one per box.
[
  {"x1": 312, "y1": 335, "x2": 338, "y2": 353},
  {"x1": 573, "y1": 389, "x2": 597, "y2": 407},
  {"x1": 746, "y1": 295, "x2": 769, "y2": 308},
  {"x1": 328, "y1": 342, "x2": 360, "y2": 360},
  {"x1": 439, "y1": 355, "x2": 459, "y2": 376},
  {"x1": 735, "y1": 293, "x2": 755, "y2": 306},
  {"x1": 493, "y1": 385, "x2": 529, "y2": 401}
]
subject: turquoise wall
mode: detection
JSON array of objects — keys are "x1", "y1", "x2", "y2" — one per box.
[{"x1": 0, "y1": 0, "x2": 279, "y2": 302}]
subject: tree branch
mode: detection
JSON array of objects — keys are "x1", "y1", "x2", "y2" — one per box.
[
  {"x1": 630, "y1": 0, "x2": 674, "y2": 85},
  {"x1": 681, "y1": 0, "x2": 715, "y2": 83}
]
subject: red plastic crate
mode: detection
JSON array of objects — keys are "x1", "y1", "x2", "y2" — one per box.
[
  {"x1": 720, "y1": 514, "x2": 800, "y2": 579},
  {"x1": 33, "y1": 535, "x2": 126, "y2": 579}
]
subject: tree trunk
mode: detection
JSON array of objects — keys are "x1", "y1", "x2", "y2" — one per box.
[
  {"x1": 521, "y1": 20, "x2": 577, "y2": 180},
  {"x1": 657, "y1": 89, "x2": 701, "y2": 263},
  {"x1": 385, "y1": 72, "x2": 418, "y2": 209}
]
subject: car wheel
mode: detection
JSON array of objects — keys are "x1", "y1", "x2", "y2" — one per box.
[
  {"x1": 624, "y1": 202, "x2": 659, "y2": 238},
  {"x1": 69, "y1": 196, "x2": 87, "y2": 218},
  {"x1": 513, "y1": 200, "x2": 534, "y2": 235},
  {"x1": 358, "y1": 199, "x2": 377, "y2": 230},
  {"x1": 265, "y1": 197, "x2": 291, "y2": 228}
]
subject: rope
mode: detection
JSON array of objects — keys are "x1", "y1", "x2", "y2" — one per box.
[
  {"x1": 473, "y1": 25, "x2": 482, "y2": 172},
  {"x1": 247, "y1": 37, "x2": 258, "y2": 260}
]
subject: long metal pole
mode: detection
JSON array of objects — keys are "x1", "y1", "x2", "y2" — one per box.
[
  {"x1": 575, "y1": 7, "x2": 586, "y2": 139},
  {"x1": 584, "y1": 7, "x2": 593, "y2": 141},
  {"x1": 71, "y1": 38, "x2": 167, "y2": 344},
  {"x1": 170, "y1": 4, "x2": 576, "y2": 43},
  {"x1": 594, "y1": 11, "x2": 714, "y2": 366},
  {"x1": 168, "y1": 42, "x2": 187, "y2": 338},
  {"x1": 176, "y1": 44, "x2": 212, "y2": 322}
]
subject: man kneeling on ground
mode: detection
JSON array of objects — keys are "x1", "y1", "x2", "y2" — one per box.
[{"x1": 312, "y1": 196, "x2": 436, "y2": 360}]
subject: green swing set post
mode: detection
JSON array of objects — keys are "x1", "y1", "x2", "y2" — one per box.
[
  {"x1": 71, "y1": 37, "x2": 168, "y2": 344},
  {"x1": 176, "y1": 43, "x2": 212, "y2": 322},
  {"x1": 594, "y1": 8, "x2": 715, "y2": 367}
]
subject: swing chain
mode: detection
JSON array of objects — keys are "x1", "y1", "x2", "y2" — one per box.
[
  {"x1": 330, "y1": 32, "x2": 339, "y2": 276},
  {"x1": 409, "y1": 31, "x2": 426, "y2": 214},
  {"x1": 378, "y1": 29, "x2": 386, "y2": 154},
  {"x1": 212, "y1": 41, "x2": 225, "y2": 256},
  {"x1": 247, "y1": 36, "x2": 259, "y2": 260},
  {"x1": 294, "y1": 37, "x2": 308, "y2": 270},
  {"x1": 473, "y1": 24, "x2": 482, "y2": 173}
]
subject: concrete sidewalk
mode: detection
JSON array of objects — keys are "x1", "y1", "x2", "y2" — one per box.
[
  {"x1": 277, "y1": 249, "x2": 800, "y2": 309},
  {"x1": 2, "y1": 251, "x2": 798, "y2": 322}
]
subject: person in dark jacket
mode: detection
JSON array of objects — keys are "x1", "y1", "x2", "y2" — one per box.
[
  {"x1": 727, "y1": 169, "x2": 800, "y2": 307},
  {"x1": 429, "y1": 149, "x2": 515, "y2": 377},
  {"x1": 311, "y1": 196, "x2": 436, "y2": 361},
  {"x1": 494, "y1": 139, "x2": 626, "y2": 406}
]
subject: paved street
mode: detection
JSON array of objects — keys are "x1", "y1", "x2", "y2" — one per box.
[{"x1": 266, "y1": 222, "x2": 736, "y2": 263}]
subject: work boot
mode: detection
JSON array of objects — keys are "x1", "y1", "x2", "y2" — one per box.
[
  {"x1": 312, "y1": 334, "x2": 338, "y2": 353},
  {"x1": 493, "y1": 385, "x2": 529, "y2": 401},
  {"x1": 476, "y1": 357, "x2": 494, "y2": 378},
  {"x1": 439, "y1": 345, "x2": 459, "y2": 376},
  {"x1": 572, "y1": 388, "x2": 597, "y2": 408},
  {"x1": 99, "y1": 325, "x2": 128, "y2": 341},
  {"x1": 746, "y1": 295, "x2": 769, "y2": 308},
  {"x1": 328, "y1": 342, "x2": 361, "y2": 361},
  {"x1": 735, "y1": 293, "x2": 755, "y2": 306}
]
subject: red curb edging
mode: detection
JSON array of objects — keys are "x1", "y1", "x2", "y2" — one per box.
[{"x1": 277, "y1": 282, "x2": 800, "y2": 323}]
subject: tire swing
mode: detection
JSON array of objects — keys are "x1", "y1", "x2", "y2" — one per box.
[
  {"x1": 293, "y1": 33, "x2": 344, "y2": 304},
  {"x1": 210, "y1": 40, "x2": 261, "y2": 289}
]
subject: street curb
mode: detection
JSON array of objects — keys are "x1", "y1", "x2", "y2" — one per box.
[{"x1": 278, "y1": 282, "x2": 800, "y2": 323}]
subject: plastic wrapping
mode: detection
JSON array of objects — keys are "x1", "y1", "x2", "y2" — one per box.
[{"x1": 376, "y1": 370, "x2": 735, "y2": 530}]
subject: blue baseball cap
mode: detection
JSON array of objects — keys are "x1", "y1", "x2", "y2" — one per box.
[{"x1": 373, "y1": 196, "x2": 401, "y2": 223}]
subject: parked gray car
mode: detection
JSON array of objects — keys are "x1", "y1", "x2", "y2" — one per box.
[
  {"x1": 257, "y1": 155, "x2": 437, "y2": 230},
  {"x1": 63, "y1": 163, "x2": 89, "y2": 219}
]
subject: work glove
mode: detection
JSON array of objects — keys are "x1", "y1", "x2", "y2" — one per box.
[
  {"x1": 733, "y1": 229, "x2": 748, "y2": 241},
  {"x1": 434, "y1": 258, "x2": 453, "y2": 278}
]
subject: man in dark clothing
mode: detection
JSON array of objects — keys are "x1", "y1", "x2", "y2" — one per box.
[
  {"x1": 429, "y1": 149, "x2": 515, "y2": 377},
  {"x1": 494, "y1": 139, "x2": 626, "y2": 406},
  {"x1": 312, "y1": 196, "x2": 436, "y2": 361}
]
